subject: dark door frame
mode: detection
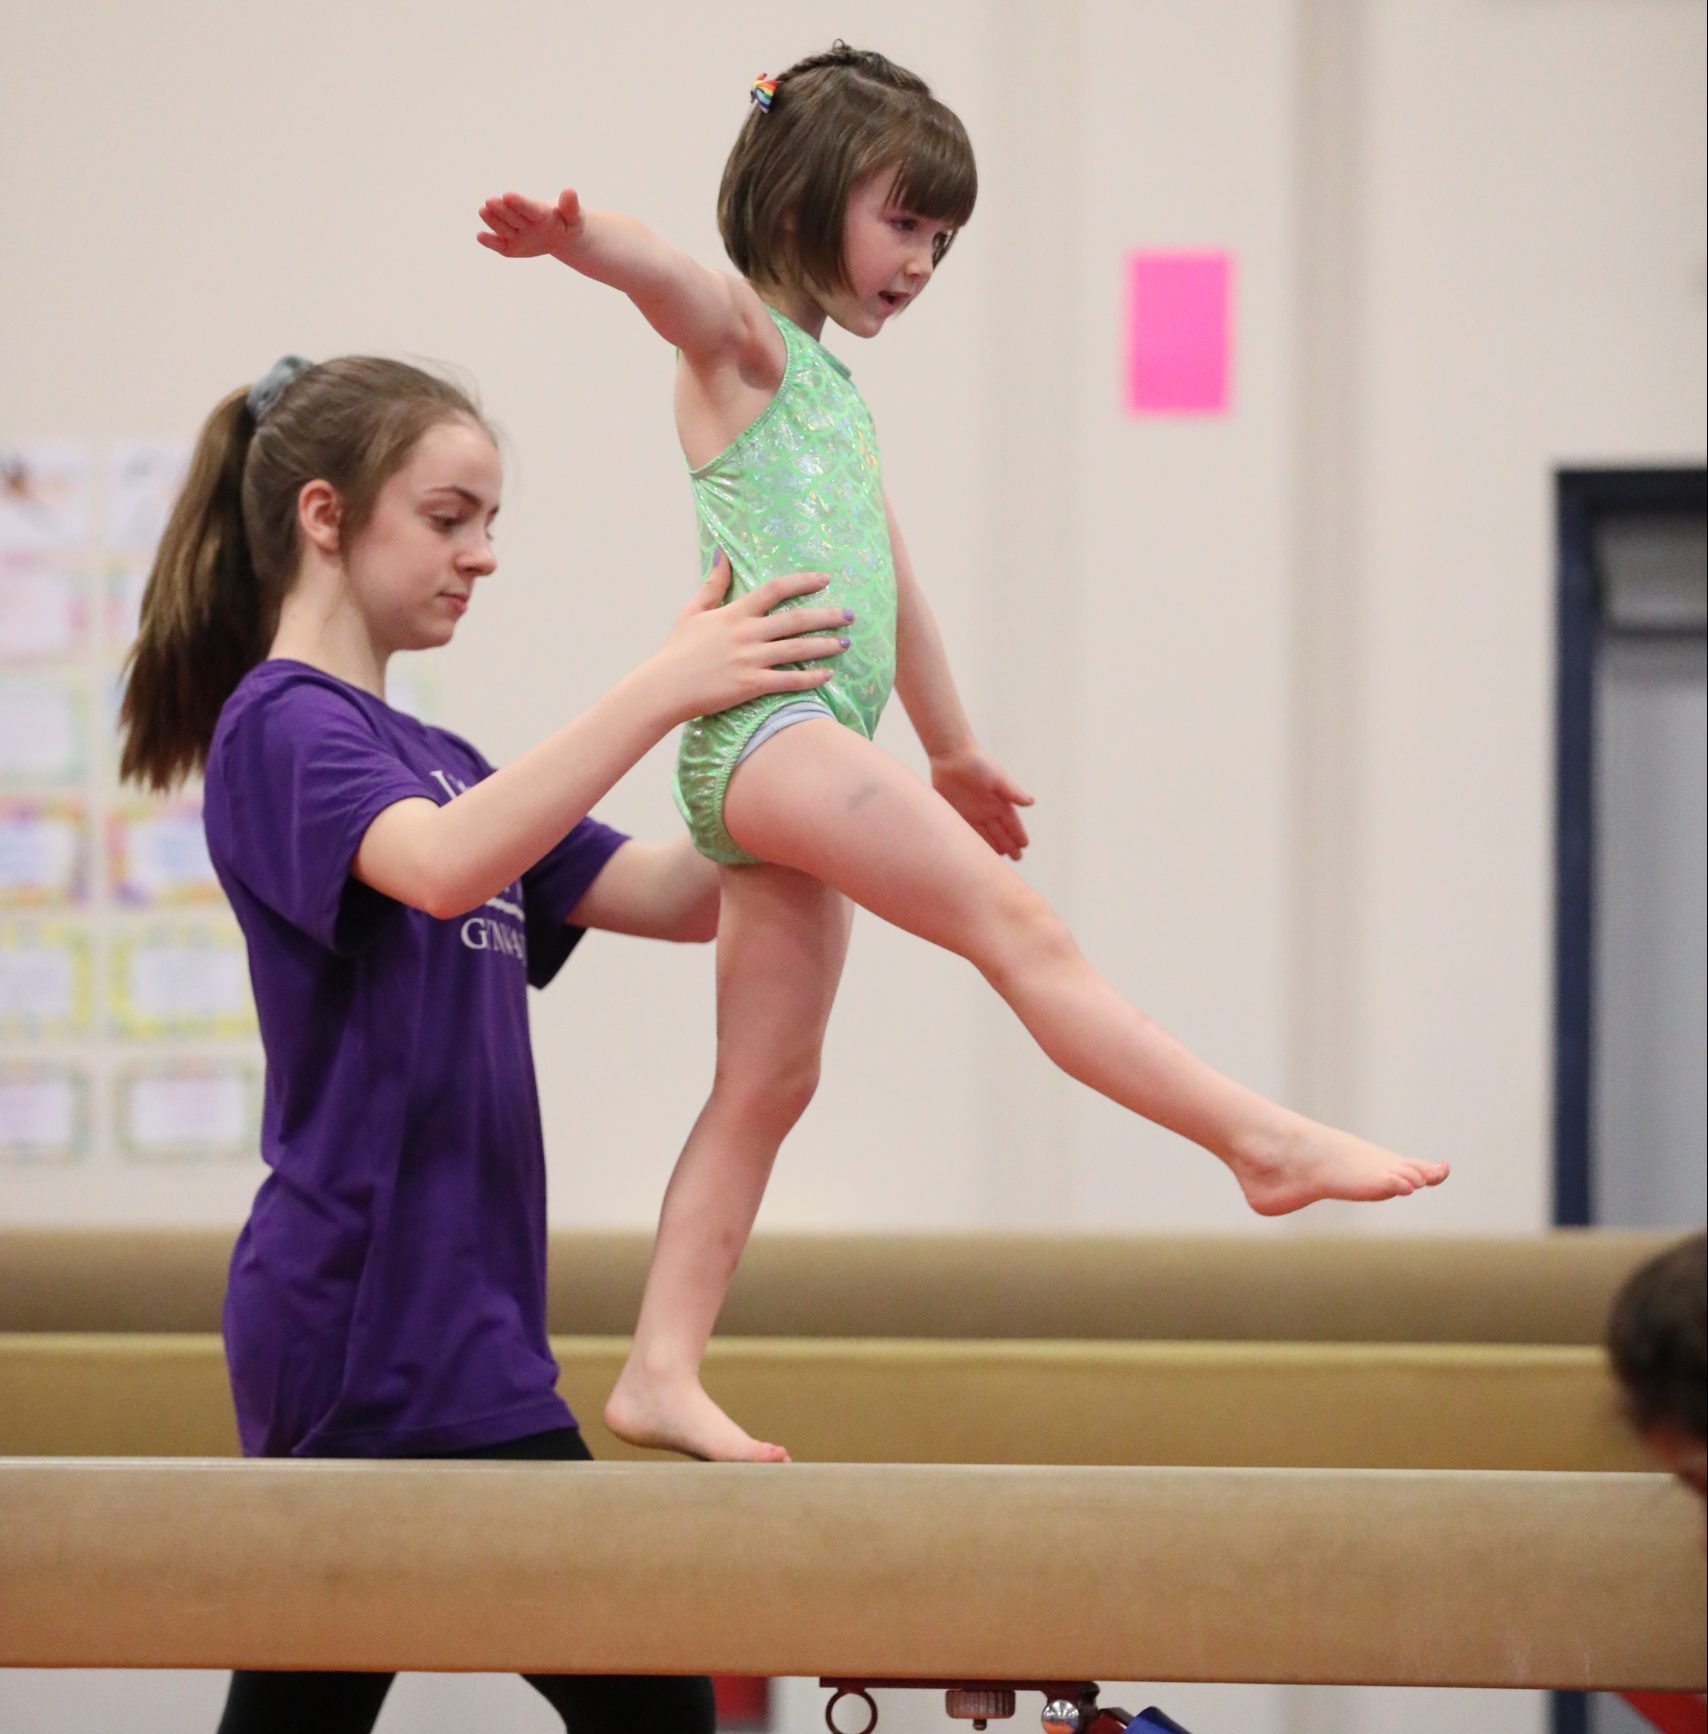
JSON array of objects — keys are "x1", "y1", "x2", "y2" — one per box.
[{"x1": 1552, "y1": 463, "x2": 1707, "y2": 1734}]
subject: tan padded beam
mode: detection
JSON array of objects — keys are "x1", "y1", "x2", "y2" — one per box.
[
  {"x1": 1, "y1": 1459, "x2": 1700, "y2": 1689},
  {"x1": 0, "y1": 1334, "x2": 1652, "y2": 1470},
  {"x1": 0, "y1": 1228, "x2": 1670, "y2": 1343}
]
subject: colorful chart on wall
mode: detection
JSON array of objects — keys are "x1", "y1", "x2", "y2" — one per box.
[
  {"x1": 115, "y1": 1059, "x2": 262, "y2": 1164},
  {"x1": 0, "y1": 677, "x2": 89, "y2": 784},
  {"x1": 108, "y1": 799, "x2": 219, "y2": 906},
  {"x1": 0, "y1": 1062, "x2": 91, "y2": 1166},
  {"x1": 105, "y1": 561, "x2": 150, "y2": 654},
  {"x1": 0, "y1": 921, "x2": 94, "y2": 1038},
  {"x1": 109, "y1": 921, "x2": 255, "y2": 1039},
  {"x1": 0, "y1": 797, "x2": 90, "y2": 908},
  {"x1": 107, "y1": 442, "x2": 189, "y2": 555},
  {"x1": 1, "y1": 429, "x2": 259, "y2": 1215},
  {"x1": 0, "y1": 443, "x2": 93, "y2": 555},
  {"x1": 0, "y1": 556, "x2": 88, "y2": 665}
]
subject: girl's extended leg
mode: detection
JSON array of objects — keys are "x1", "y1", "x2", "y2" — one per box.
[
  {"x1": 723, "y1": 722, "x2": 1449, "y2": 1214},
  {"x1": 605, "y1": 861, "x2": 854, "y2": 1461}
]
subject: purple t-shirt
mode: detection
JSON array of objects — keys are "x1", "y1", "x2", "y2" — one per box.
[{"x1": 202, "y1": 660, "x2": 627, "y2": 1458}]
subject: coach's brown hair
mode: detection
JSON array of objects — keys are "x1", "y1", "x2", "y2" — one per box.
[{"x1": 118, "y1": 358, "x2": 486, "y2": 791}]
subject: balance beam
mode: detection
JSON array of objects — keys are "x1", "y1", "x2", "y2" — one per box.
[
  {"x1": 0, "y1": 1227, "x2": 1668, "y2": 1342},
  {"x1": 0, "y1": 1334, "x2": 1649, "y2": 1470},
  {"x1": 2, "y1": 1460, "x2": 1700, "y2": 1691}
]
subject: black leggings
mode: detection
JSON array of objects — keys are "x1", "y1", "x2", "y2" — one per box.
[{"x1": 215, "y1": 1426, "x2": 718, "y2": 1734}]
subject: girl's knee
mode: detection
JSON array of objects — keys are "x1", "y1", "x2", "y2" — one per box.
[
  {"x1": 975, "y1": 879, "x2": 1078, "y2": 983},
  {"x1": 713, "y1": 1049, "x2": 823, "y2": 1130}
]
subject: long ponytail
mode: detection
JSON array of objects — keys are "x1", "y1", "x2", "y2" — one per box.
[
  {"x1": 118, "y1": 387, "x2": 270, "y2": 791},
  {"x1": 118, "y1": 357, "x2": 487, "y2": 791}
]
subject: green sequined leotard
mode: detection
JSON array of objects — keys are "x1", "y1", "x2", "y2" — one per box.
[{"x1": 673, "y1": 306, "x2": 897, "y2": 864}]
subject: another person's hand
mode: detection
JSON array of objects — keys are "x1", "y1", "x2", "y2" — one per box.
[{"x1": 650, "y1": 550, "x2": 851, "y2": 721}]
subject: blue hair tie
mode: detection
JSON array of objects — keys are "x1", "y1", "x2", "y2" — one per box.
[{"x1": 246, "y1": 355, "x2": 313, "y2": 425}]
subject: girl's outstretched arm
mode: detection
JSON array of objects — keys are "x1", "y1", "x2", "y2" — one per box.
[
  {"x1": 477, "y1": 189, "x2": 767, "y2": 366},
  {"x1": 887, "y1": 493, "x2": 1035, "y2": 860},
  {"x1": 352, "y1": 560, "x2": 848, "y2": 919}
]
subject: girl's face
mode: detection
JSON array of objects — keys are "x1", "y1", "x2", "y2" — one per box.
[
  {"x1": 342, "y1": 418, "x2": 501, "y2": 652},
  {"x1": 820, "y1": 171, "x2": 954, "y2": 338}
]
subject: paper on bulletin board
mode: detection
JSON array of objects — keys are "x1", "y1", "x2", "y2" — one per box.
[
  {"x1": 105, "y1": 561, "x2": 150, "y2": 654},
  {"x1": 108, "y1": 800, "x2": 219, "y2": 906},
  {"x1": 101, "y1": 666, "x2": 129, "y2": 737},
  {"x1": 0, "y1": 556, "x2": 87, "y2": 664},
  {"x1": 0, "y1": 1062, "x2": 90, "y2": 1165},
  {"x1": 109, "y1": 921, "x2": 255, "y2": 1037},
  {"x1": 0, "y1": 677, "x2": 88, "y2": 784},
  {"x1": 116, "y1": 1059, "x2": 261, "y2": 1163},
  {"x1": 0, "y1": 797, "x2": 90, "y2": 908},
  {"x1": 0, "y1": 443, "x2": 94, "y2": 554},
  {"x1": 0, "y1": 921, "x2": 94, "y2": 1037},
  {"x1": 108, "y1": 441, "x2": 190, "y2": 554}
]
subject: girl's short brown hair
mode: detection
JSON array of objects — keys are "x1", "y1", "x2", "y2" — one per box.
[
  {"x1": 718, "y1": 42, "x2": 977, "y2": 293},
  {"x1": 1608, "y1": 1231, "x2": 1707, "y2": 1444},
  {"x1": 118, "y1": 357, "x2": 487, "y2": 792}
]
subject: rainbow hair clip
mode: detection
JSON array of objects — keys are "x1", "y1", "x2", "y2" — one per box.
[{"x1": 750, "y1": 74, "x2": 778, "y2": 113}]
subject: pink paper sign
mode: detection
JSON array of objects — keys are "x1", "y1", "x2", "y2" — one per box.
[{"x1": 1126, "y1": 251, "x2": 1234, "y2": 416}]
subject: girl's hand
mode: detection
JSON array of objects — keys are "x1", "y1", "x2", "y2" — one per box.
[
  {"x1": 477, "y1": 189, "x2": 585, "y2": 261},
  {"x1": 930, "y1": 746, "x2": 1035, "y2": 860},
  {"x1": 649, "y1": 549, "x2": 851, "y2": 722}
]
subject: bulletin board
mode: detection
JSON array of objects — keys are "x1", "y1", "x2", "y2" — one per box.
[{"x1": 0, "y1": 438, "x2": 267, "y2": 1203}]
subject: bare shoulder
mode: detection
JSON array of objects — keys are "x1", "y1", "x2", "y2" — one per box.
[
  {"x1": 674, "y1": 278, "x2": 788, "y2": 464},
  {"x1": 687, "y1": 274, "x2": 785, "y2": 389}
]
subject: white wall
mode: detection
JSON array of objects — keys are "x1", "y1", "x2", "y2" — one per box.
[
  {"x1": 1344, "y1": 0, "x2": 1708, "y2": 1240},
  {"x1": 2, "y1": 2, "x2": 1703, "y2": 1732}
]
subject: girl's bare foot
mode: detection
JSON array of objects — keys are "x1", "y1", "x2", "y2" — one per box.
[
  {"x1": 604, "y1": 1366, "x2": 790, "y2": 1464},
  {"x1": 1229, "y1": 1119, "x2": 1450, "y2": 1217}
]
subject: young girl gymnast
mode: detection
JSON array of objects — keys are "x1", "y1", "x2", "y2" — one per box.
[
  {"x1": 118, "y1": 353, "x2": 851, "y2": 1734},
  {"x1": 478, "y1": 41, "x2": 1450, "y2": 1466}
]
